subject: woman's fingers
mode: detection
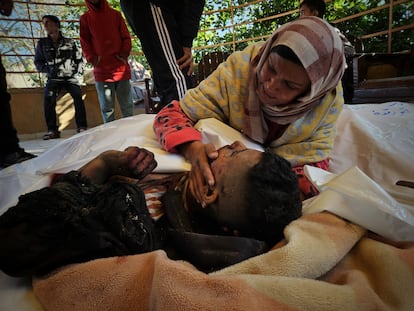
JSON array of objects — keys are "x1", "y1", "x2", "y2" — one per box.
[{"x1": 184, "y1": 142, "x2": 217, "y2": 205}]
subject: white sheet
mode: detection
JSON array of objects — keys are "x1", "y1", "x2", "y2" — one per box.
[
  {"x1": 329, "y1": 101, "x2": 414, "y2": 206},
  {"x1": 0, "y1": 101, "x2": 413, "y2": 311},
  {"x1": 1, "y1": 102, "x2": 413, "y2": 214}
]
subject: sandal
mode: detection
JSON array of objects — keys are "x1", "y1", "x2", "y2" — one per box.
[{"x1": 43, "y1": 131, "x2": 60, "y2": 140}]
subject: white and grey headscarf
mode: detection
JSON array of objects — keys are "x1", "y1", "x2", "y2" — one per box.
[{"x1": 244, "y1": 17, "x2": 346, "y2": 143}]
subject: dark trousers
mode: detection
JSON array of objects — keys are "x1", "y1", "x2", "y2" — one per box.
[
  {"x1": 120, "y1": 0, "x2": 194, "y2": 108},
  {"x1": 44, "y1": 78, "x2": 87, "y2": 132},
  {"x1": 0, "y1": 57, "x2": 20, "y2": 155}
]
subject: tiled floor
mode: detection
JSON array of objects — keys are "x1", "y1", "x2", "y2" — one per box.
[
  {"x1": 18, "y1": 129, "x2": 78, "y2": 157},
  {"x1": 17, "y1": 100, "x2": 147, "y2": 157},
  {"x1": 18, "y1": 102, "x2": 147, "y2": 157}
]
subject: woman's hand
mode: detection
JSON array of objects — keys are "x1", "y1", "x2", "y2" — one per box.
[{"x1": 179, "y1": 141, "x2": 218, "y2": 206}]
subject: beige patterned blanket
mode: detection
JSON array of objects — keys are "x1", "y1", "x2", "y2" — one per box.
[{"x1": 33, "y1": 212, "x2": 414, "y2": 310}]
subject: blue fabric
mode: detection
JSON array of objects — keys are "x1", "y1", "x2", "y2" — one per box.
[{"x1": 95, "y1": 79, "x2": 133, "y2": 123}]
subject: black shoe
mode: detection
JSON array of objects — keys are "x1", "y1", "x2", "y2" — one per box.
[
  {"x1": 0, "y1": 149, "x2": 37, "y2": 169},
  {"x1": 77, "y1": 127, "x2": 87, "y2": 133},
  {"x1": 43, "y1": 131, "x2": 60, "y2": 140}
]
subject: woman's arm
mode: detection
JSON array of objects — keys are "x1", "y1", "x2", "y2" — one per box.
[{"x1": 269, "y1": 83, "x2": 344, "y2": 167}]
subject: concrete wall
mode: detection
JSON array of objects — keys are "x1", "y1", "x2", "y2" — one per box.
[{"x1": 9, "y1": 85, "x2": 145, "y2": 135}]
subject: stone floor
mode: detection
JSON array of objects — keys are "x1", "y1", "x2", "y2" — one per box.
[
  {"x1": 18, "y1": 101, "x2": 147, "y2": 157},
  {"x1": 18, "y1": 129, "x2": 78, "y2": 157}
]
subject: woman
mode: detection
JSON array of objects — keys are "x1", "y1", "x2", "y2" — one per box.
[{"x1": 153, "y1": 17, "x2": 346, "y2": 202}]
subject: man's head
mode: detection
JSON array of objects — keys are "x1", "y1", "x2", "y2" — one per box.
[
  {"x1": 86, "y1": 0, "x2": 101, "y2": 6},
  {"x1": 299, "y1": 0, "x2": 326, "y2": 18},
  {"x1": 198, "y1": 141, "x2": 302, "y2": 246},
  {"x1": 41, "y1": 15, "x2": 61, "y2": 35},
  {"x1": 0, "y1": 0, "x2": 13, "y2": 16}
]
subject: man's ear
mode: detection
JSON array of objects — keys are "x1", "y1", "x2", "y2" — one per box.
[{"x1": 202, "y1": 186, "x2": 219, "y2": 205}]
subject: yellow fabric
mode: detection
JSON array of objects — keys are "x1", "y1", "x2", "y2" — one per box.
[{"x1": 181, "y1": 42, "x2": 344, "y2": 167}]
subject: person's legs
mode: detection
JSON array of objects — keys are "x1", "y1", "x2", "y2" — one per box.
[
  {"x1": 0, "y1": 80, "x2": 20, "y2": 154},
  {"x1": 120, "y1": 0, "x2": 193, "y2": 108},
  {"x1": 0, "y1": 57, "x2": 35, "y2": 167},
  {"x1": 115, "y1": 79, "x2": 134, "y2": 118},
  {"x1": 43, "y1": 79, "x2": 60, "y2": 139},
  {"x1": 95, "y1": 81, "x2": 116, "y2": 123},
  {"x1": 65, "y1": 79, "x2": 87, "y2": 130}
]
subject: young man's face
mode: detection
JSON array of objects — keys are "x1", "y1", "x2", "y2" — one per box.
[
  {"x1": 42, "y1": 17, "x2": 59, "y2": 35},
  {"x1": 257, "y1": 52, "x2": 310, "y2": 107},
  {"x1": 203, "y1": 141, "x2": 262, "y2": 233}
]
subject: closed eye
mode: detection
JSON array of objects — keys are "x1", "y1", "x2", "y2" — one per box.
[
  {"x1": 230, "y1": 149, "x2": 248, "y2": 157},
  {"x1": 285, "y1": 80, "x2": 301, "y2": 89}
]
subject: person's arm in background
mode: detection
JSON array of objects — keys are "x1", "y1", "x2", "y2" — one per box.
[
  {"x1": 34, "y1": 39, "x2": 48, "y2": 73},
  {"x1": 116, "y1": 13, "x2": 132, "y2": 63},
  {"x1": 72, "y1": 40, "x2": 84, "y2": 76},
  {"x1": 176, "y1": 0, "x2": 205, "y2": 74},
  {"x1": 79, "y1": 16, "x2": 99, "y2": 66}
]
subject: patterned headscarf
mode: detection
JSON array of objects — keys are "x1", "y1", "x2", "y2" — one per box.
[{"x1": 244, "y1": 17, "x2": 345, "y2": 143}]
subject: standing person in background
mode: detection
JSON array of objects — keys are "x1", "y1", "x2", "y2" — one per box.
[
  {"x1": 0, "y1": 0, "x2": 36, "y2": 168},
  {"x1": 35, "y1": 15, "x2": 88, "y2": 140},
  {"x1": 298, "y1": 0, "x2": 355, "y2": 58},
  {"x1": 80, "y1": 0, "x2": 133, "y2": 123},
  {"x1": 120, "y1": 0, "x2": 205, "y2": 110},
  {"x1": 153, "y1": 17, "x2": 346, "y2": 202}
]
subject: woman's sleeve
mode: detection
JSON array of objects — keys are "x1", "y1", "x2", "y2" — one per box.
[
  {"x1": 153, "y1": 100, "x2": 202, "y2": 153},
  {"x1": 154, "y1": 47, "x2": 254, "y2": 152},
  {"x1": 270, "y1": 83, "x2": 344, "y2": 167},
  {"x1": 180, "y1": 45, "x2": 257, "y2": 124}
]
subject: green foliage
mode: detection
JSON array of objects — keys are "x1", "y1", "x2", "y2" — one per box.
[
  {"x1": 194, "y1": 0, "x2": 413, "y2": 59},
  {"x1": 1, "y1": 0, "x2": 413, "y2": 87}
]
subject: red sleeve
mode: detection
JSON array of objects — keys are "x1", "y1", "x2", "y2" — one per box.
[
  {"x1": 153, "y1": 100, "x2": 202, "y2": 153},
  {"x1": 292, "y1": 159, "x2": 329, "y2": 200}
]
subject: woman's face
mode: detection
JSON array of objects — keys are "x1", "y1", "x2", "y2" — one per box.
[{"x1": 257, "y1": 52, "x2": 311, "y2": 107}]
